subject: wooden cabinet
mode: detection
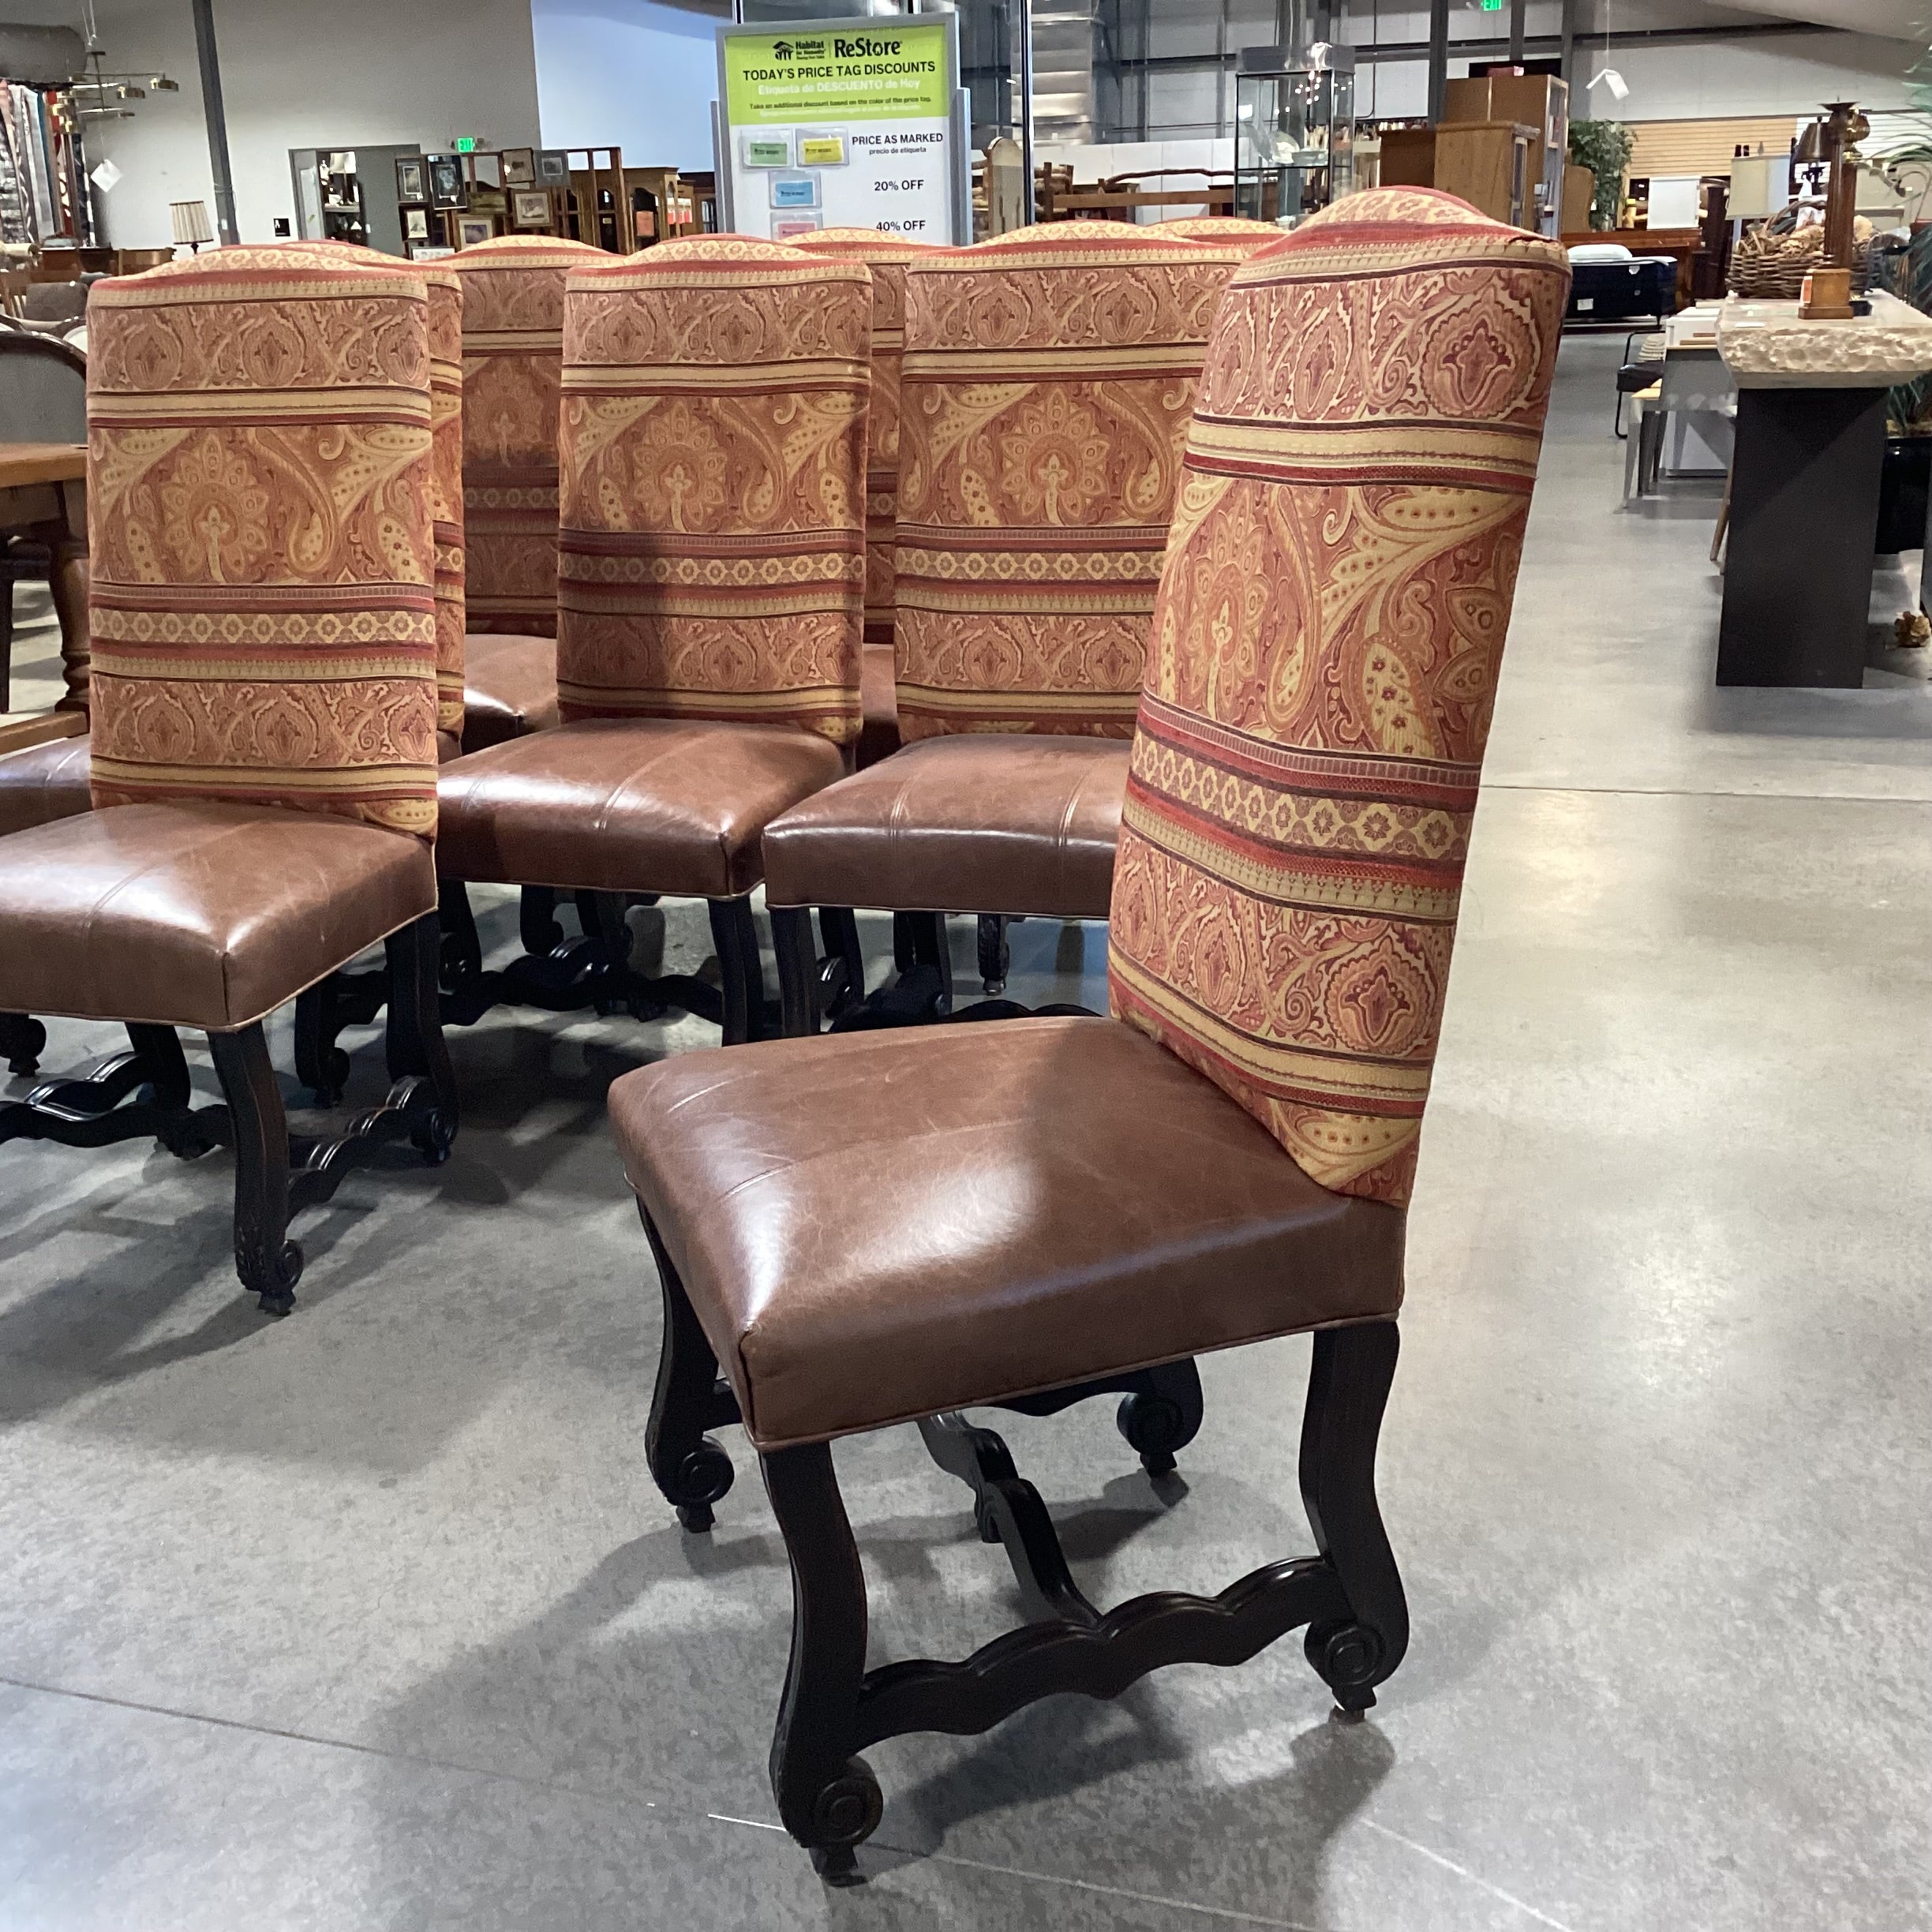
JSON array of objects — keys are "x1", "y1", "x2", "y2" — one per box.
[
  {"x1": 1434, "y1": 121, "x2": 1537, "y2": 228},
  {"x1": 1442, "y1": 73, "x2": 1568, "y2": 232}
]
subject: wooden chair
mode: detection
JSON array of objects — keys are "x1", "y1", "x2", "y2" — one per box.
[
  {"x1": 0, "y1": 247, "x2": 459, "y2": 1313},
  {"x1": 609, "y1": 187, "x2": 1570, "y2": 1878},
  {"x1": 429, "y1": 237, "x2": 867, "y2": 1043},
  {"x1": 758, "y1": 223, "x2": 1247, "y2": 1023}
]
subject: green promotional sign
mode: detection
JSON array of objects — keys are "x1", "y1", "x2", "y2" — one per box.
[{"x1": 724, "y1": 22, "x2": 951, "y2": 125}]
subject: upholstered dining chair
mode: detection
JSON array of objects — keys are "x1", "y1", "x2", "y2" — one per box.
[
  {"x1": 608, "y1": 189, "x2": 1569, "y2": 1878},
  {"x1": 450, "y1": 234, "x2": 605, "y2": 751},
  {"x1": 1160, "y1": 213, "x2": 1288, "y2": 249},
  {"x1": 788, "y1": 228, "x2": 934, "y2": 773},
  {"x1": 0, "y1": 245, "x2": 459, "y2": 1314},
  {"x1": 429, "y1": 235, "x2": 867, "y2": 1043},
  {"x1": 758, "y1": 223, "x2": 1247, "y2": 1026}
]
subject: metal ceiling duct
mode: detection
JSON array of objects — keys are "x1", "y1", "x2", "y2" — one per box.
[{"x1": 0, "y1": 23, "x2": 88, "y2": 83}]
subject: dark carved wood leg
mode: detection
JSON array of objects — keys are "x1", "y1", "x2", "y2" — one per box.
[
  {"x1": 977, "y1": 914, "x2": 1010, "y2": 995},
  {"x1": 723, "y1": 1324, "x2": 1406, "y2": 1878},
  {"x1": 812, "y1": 907, "x2": 865, "y2": 1021},
  {"x1": 708, "y1": 897, "x2": 764, "y2": 1045},
  {"x1": 639, "y1": 1206, "x2": 739, "y2": 1531},
  {"x1": 762, "y1": 1442, "x2": 885, "y2": 1881},
  {"x1": 1, "y1": 1012, "x2": 47, "y2": 1076},
  {"x1": 772, "y1": 906, "x2": 821, "y2": 1038},
  {"x1": 383, "y1": 912, "x2": 459, "y2": 1164},
  {"x1": 519, "y1": 885, "x2": 564, "y2": 958},
  {"x1": 440, "y1": 878, "x2": 484, "y2": 986},
  {"x1": 207, "y1": 1025, "x2": 301, "y2": 1316},
  {"x1": 1298, "y1": 1321, "x2": 1407, "y2": 1715}
]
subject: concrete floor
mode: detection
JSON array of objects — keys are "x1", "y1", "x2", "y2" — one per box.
[{"x1": 3, "y1": 333, "x2": 1930, "y2": 1930}]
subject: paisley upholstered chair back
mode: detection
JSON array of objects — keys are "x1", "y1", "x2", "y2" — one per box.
[
  {"x1": 893, "y1": 223, "x2": 1245, "y2": 739},
  {"x1": 451, "y1": 235, "x2": 606, "y2": 639},
  {"x1": 1160, "y1": 215, "x2": 1287, "y2": 255},
  {"x1": 788, "y1": 228, "x2": 936, "y2": 662},
  {"x1": 86, "y1": 245, "x2": 440, "y2": 839},
  {"x1": 1108, "y1": 189, "x2": 1570, "y2": 1204},
  {"x1": 294, "y1": 240, "x2": 465, "y2": 738},
  {"x1": 554, "y1": 235, "x2": 871, "y2": 745}
]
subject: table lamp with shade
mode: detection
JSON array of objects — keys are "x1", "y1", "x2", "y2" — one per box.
[{"x1": 170, "y1": 199, "x2": 214, "y2": 253}]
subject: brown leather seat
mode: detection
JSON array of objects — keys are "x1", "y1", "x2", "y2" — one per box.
[
  {"x1": 0, "y1": 802, "x2": 436, "y2": 1032},
  {"x1": 0, "y1": 732, "x2": 92, "y2": 837},
  {"x1": 762, "y1": 734, "x2": 1128, "y2": 919},
  {"x1": 610, "y1": 1016, "x2": 1405, "y2": 1448},
  {"x1": 437, "y1": 716, "x2": 845, "y2": 901},
  {"x1": 461, "y1": 631, "x2": 560, "y2": 754}
]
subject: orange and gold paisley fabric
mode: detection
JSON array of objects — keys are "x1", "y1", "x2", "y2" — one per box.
[
  {"x1": 555, "y1": 236, "x2": 870, "y2": 743},
  {"x1": 790, "y1": 228, "x2": 935, "y2": 659},
  {"x1": 1160, "y1": 215, "x2": 1286, "y2": 256},
  {"x1": 1108, "y1": 189, "x2": 1569, "y2": 1204},
  {"x1": 86, "y1": 244, "x2": 438, "y2": 838},
  {"x1": 294, "y1": 241, "x2": 463, "y2": 735},
  {"x1": 895, "y1": 224, "x2": 1245, "y2": 738},
  {"x1": 454, "y1": 235, "x2": 605, "y2": 637}
]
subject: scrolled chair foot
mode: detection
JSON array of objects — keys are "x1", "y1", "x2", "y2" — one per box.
[
  {"x1": 238, "y1": 1236, "x2": 304, "y2": 1317},
  {"x1": 804, "y1": 1758, "x2": 882, "y2": 1881},
  {"x1": 671, "y1": 1437, "x2": 735, "y2": 1533}
]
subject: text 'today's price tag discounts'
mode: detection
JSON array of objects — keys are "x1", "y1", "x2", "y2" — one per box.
[{"x1": 721, "y1": 20, "x2": 960, "y2": 242}]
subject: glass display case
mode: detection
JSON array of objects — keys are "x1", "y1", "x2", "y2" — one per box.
[{"x1": 1234, "y1": 43, "x2": 1355, "y2": 227}]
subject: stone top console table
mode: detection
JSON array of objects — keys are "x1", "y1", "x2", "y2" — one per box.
[
  {"x1": 1716, "y1": 290, "x2": 1932, "y2": 388},
  {"x1": 1713, "y1": 292, "x2": 1932, "y2": 687}
]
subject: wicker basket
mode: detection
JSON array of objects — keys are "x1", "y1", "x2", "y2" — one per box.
[{"x1": 1728, "y1": 215, "x2": 1873, "y2": 299}]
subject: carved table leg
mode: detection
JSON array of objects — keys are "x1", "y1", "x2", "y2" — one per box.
[
  {"x1": 37, "y1": 521, "x2": 89, "y2": 715},
  {"x1": 208, "y1": 1024, "x2": 301, "y2": 1316},
  {"x1": 762, "y1": 1441, "x2": 884, "y2": 1881}
]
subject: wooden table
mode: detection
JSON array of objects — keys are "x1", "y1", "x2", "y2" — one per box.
[
  {"x1": 1714, "y1": 293, "x2": 1932, "y2": 687},
  {"x1": 0, "y1": 440, "x2": 88, "y2": 715}
]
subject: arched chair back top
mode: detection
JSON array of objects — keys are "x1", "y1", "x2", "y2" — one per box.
[
  {"x1": 555, "y1": 234, "x2": 872, "y2": 746},
  {"x1": 84, "y1": 245, "x2": 439, "y2": 838},
  {"x1": 1160, "y1": 214, "x2": 1286, "y2": 256},
  {"x1": 893, "y1": 222, "x2": 1246, "y2": 738},
  {"x1": 294, "y1": 238, "x2": 465, "y2": 736},
  {"x1": 788, "y1": 227, "x2": 937, "y2": 657},
  {"x1": 452, "y1": 234, "x2": 607, "y2": 638},
  {"x1": 1108, "y1": 188, "x2": 1571, "y2": 1204},
  {"x1": 0, "y1": 330, "x2": 86, "y2": 443}
]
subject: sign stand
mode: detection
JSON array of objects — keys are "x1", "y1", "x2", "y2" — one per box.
[{"x1": 713, "y1": 14, "x2": 969, "y2": 245}]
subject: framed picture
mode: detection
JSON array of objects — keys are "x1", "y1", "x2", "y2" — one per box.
[
  {"x1": 426, "y1": 155, "x2": 468, "y2": 212},
  {"x1": 404, "y1": 206, "x2": 430, "y2": 242},
  {"x1": 395, "y1": 155, "x2": 425, "y2": 204},
  {"x1": 501, "y1": 147, "x2": 535, "y2": 188},
  {"x1": 512, "y1": 189, "x2": 552, "y2": 230},
  {"x1": 455, "y1": 215, "x2": 496, "y2": 249},
  {"x1": 535, "y1": 149, "x2": 571, "y2": 187}
]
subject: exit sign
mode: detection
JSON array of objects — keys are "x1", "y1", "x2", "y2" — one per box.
[
  {"x1": 1480, "y1": 0, "x2": 1503, "y2": 9},
  {"x1": 454, "y1": 137, "x2": 478, "y2": 153}
]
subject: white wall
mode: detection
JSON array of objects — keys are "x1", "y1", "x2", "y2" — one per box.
[
  {"x1": 3, "y1": 0, "x2": 540, "y2": 249},
  {"x1": 532, "y1": 0, "x2": 721, "y2": 173}
]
